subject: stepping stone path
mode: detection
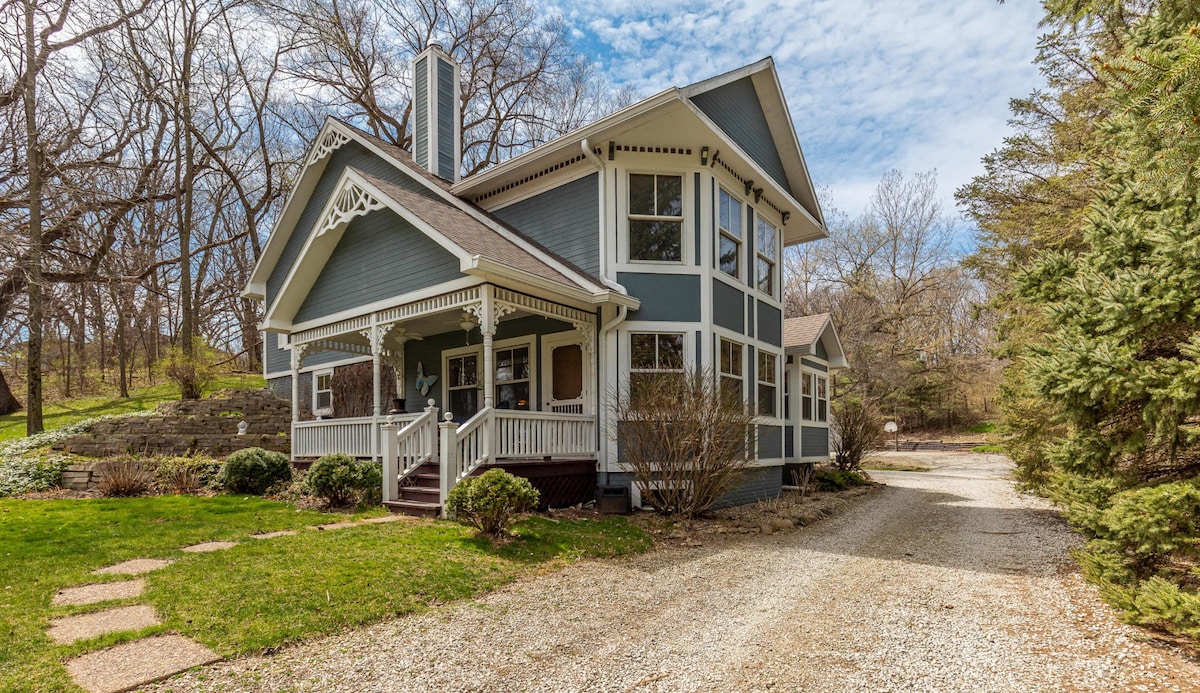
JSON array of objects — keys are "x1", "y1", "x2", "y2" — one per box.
[
  {"x1": 57, "y1": 515, "x2": 403, "y2": 691},
  {"x1": 93, "y1": 559, "x2": 172, "y2": 576},
  {"x1": 66, "y1": 635, "x2": 221, "y2": 693},
  {"x1": 53, "y1": 580, "x2": 145, "y2": 607},
  {"x1": 180, "y1": 541, "x2": 238, "y2": 553},
  {"x1": 48, "y1": 605, "x2": 160, "y2": 645}
]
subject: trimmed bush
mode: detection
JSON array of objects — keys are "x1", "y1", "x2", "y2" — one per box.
[
  {"x1": 445, "y1": 468, "x2": 539, "y2": 536},
  {"x1": 154, "y1": 456, "x2": 222, "y2": 495},
  {"x1": 303, "y1": 453, "x2": 382, "y2": 507},
  {"x1": 218, "y1": 447, "x2": 291, "y2": 495},
  {"x1": 813, "y1": 468, "x2": 869, "y2": 492}
]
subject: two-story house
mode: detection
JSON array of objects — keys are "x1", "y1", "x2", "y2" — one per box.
[{"x1": 244, "y1": 45, "x2": 839, "y2": 515}]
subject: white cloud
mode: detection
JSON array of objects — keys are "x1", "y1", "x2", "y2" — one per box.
[{"x1": 550, "y1": 0, "x2": 1045, "y2": 219}]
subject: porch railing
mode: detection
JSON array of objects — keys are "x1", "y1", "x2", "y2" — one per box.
[
  {"x1": 380, "y1": 401, "x2": 439, "y2": 503},
  {"x1": 293, "y1": 413, "x2": 420, "y2": 460},
  {"x1": 440, "y1": 407, "x2": 597, "y2": 505}
]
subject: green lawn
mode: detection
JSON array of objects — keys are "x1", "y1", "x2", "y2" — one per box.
[
  {"x1": 0, "y1": 496, "x2": 650, "y2": 692},
  {"x1": 0, "y1": 375, "x2": 266, "y2": 442}
]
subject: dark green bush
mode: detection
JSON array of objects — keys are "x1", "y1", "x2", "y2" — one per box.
[
  {"x1": 813, "y1": 468, "x2": 869, "y2": 492},
  {"x1": 445, "y1": 468, "x2": 539, "y2": 536},
  {"x1": 217, "y1": 447, "x2": 291, "y2": 495},
  {"x1": 303, "y1": 453, "x2": 382, "y2": 506}
]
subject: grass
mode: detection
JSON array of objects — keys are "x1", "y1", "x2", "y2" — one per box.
[
  {"x1": 0, "y1": 496, "x2": 650, "y2": 692},
  {"x1": 965, "y1": 421, "x2": 997, "y2": 435},
  {"x1": 971, "y1": 444, "x2": 1005, "y2": 453},
  {"x1": 862, "y1": 461, "x2": 932, "y2": 472},
  {"x1": 0, "y1": 374, "x2": 266, "y2": 443}
]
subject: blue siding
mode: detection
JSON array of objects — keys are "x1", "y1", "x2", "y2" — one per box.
[
  {"x1": 606, "y1": 466, "x2": 782, "y2": 510},
  {"x1": 800, "y1": 357, "x2": 828, "y2": 372},
  {"x1": 746, "y1": 295, "x2": 756, "y2": 338},
  {"x1": 618, "y1": 272, "x2": 701, "y2": 322},
  {"x1": 293, "y1": 209, "x2": 461, "y2": 323},
  {"x1": 414, "y1": 56, "x2": 428, "y2": 166},
  {"x1": 265, "y1": 338, "x2": 289, "y2": 375},
  {"x1": 492, "y1": 174, "x2": 600, "y2": 277},
  {"x1": 436, "y1": 57, "x2": 455, "y2": 180},
  {"x1": 758, "y1": 424, "x2": 783, "y2": 459},
  {"x1": 713, "y1": 278, "x2": 744, "y2": 333},
  {"x1": 784, "y1": 425, "x2": 795, "y2": 457},
  {"x1": 690, "y1": 77, "x2": 792, "y2": 195},
  {"x1": 815, "y1": 338, "x2": 828, "y2": 360},
  {"x1": 757, "y1": 301, "x2": 782, "y2": 347},
  {"x1": 801, "y1": 425, "x2": 829, "y2": 458},
  {"x1": 265, "y1": 339, "x2": 374, "y2": 376}
]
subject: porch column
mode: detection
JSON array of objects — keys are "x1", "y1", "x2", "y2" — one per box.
[
  {"x1": 481, "y1": 287, "x2": 496, "y2": 409},
  {"x1": 370, "y1": 319, "x2": 382, "y2": 418},
  {"x1": 289, "y1": 343, "x2": 305, "y2": 422}
]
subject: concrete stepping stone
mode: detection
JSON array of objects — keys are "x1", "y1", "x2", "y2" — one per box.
[
  {"x1": 93, "y1": 559, "x2": 172, "y2": 576},
  {"x1": 52, "y1": 580, "x2": 145, "y2": 607},
  {"x1": 313, "y1": 521, "x2": 358, "y2": 531},
  {"x1": 360, "y1": 515, "x2": 413, "y2": 524},
  {"x1": 47, "y1": 605, "x2": 160, "y2": 645},
  {"x1": 251, "y1": 530, "x2": 297, "y2": 539},
  {"x1": 180, "y1": 541, "x2": 237, "y2": 553},
  {"x1": 65, "y1": 634, "x2": 221, "y2": 693}
]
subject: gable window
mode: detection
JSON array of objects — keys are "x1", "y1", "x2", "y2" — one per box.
[
  {"x1": 629, "y1": 332, "x2": 685, "y2": 399},
  {"x1": 495, "y1": 345, "x2": 531, "y2": 410},
  {"x1": 718, "y1": 188, "x2": 742, "y2": 278},
  {"x1": 816, "y1": 375, "x2": 828, "y2": 422},
  {"x1": 718, "y1": 338, "x2": 743, "y2": 398},
  {"x1": 758, "y1": 352, "x2": 778, "y2": 417},
  {"x1": 313, "y1": 369, "x2": 333, "y2": 415},
  {"x1": 628, "y1": 173, "x2": 683, "y2": 262},
  {"x1": 756, "y1": 214, "x2": 777, "y2": 296},
  {"x1": 801, "y1": 372, "x2": 813, "y2": 421}
]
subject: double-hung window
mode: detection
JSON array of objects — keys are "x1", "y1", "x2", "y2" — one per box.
[
  {"x1": 816, "y1": 375, "x2": 828, "y2": 422},
  {"x1": 756, "y1": 214, "x2": 777, "y2": 296},
  {"x1": 629, "y1": 332, "x2": 685, "y2": 399},
  {"x1": 757, "y1": 352, "x2": 777, "y2": 417},
  {"x1": 718, "y1": 188, "x2": 742, "y2": 278},
  {"x1": 718, "y1": 338, "x2": 743, "y2": 398},
  {"x1": 801, "y1": 372, "x2": 813, "y2": 421},
  {"x1": 628, "y1": 174, "x2": 683, "y2": 262},
  {"x1": 313, "y1": 370, "x2": 333, "y2": 415},
  {"x1": 495, "y1": 345, "x2": 531, "y2": 410}
]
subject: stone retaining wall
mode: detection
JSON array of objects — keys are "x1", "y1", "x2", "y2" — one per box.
[{"x1": 51, "y1": 389, "x2": 291, "y2": 459}]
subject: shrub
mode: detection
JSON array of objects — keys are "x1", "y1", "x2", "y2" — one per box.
[
  {"x1": 445, "y1": 468, "x2": 539, "y2": 536},
  {"x1": 217, "y1": 447, "x2": 291, "y2": 494},
  {"x1": 0, "y1": 455, "x2": 70, "y2": 496},
  {"x1": 304, "y1": 453, "x2": 382, "y2": 507},
  {"x1": 154, "y1": 456, "x2": 221, "y2": 495},
  {"x1": 157, "y1": 337, "x2": 223, "y2": 400},
  {"x1": 813, "y1": 468, "x2": 869, "y2": 492},
  {"x1": 830, "y1": 395, "x2": 883, "y2": 471},
  {"x1": 97, "y1": 458, "x2": 152, "y2": 497},
  {"x1": 610, "y1": 367, "x2": 755, "y2": 518}
]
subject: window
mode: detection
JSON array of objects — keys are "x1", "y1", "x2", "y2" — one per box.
[
  {"x1": 816, "y1": 375, "x2": 828, "y2": 422},
  {"x1": 783, "y1": 368, "x2": 791, "y2": 420},
  {"x1": 313, "y1": 370, "x2": 332, "y2": 414},
  {"x1": 447, "y1": 353, "x2": 479, "y2": 419},
  {"x1": 801, "y1": 372, "x2": 813, "y2": 421},
  {"x1": 629, "y1": 332, "x2": 685, "y2": 398},
  {"x1": 718, "y1": 188, "x2": 742, "y2": 278},
  {"x1": 758, "y1": 352, "x2": 777, "y2": 417},
  {"x1": 628, "y1": 173, "x2": 683, "y2": 262},
  {"x1": 494, "y1": 345, "x2": 531, "y2": 410},
  {"x1": 756, "y1": 214, "x2": 777, "y2": 295},
  {"x1": 718, "y1": 338, "x2": 743, "y2": 398}
]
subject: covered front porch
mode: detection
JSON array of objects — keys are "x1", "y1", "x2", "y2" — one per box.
[{"x1": 282, "y1": 283, "x2": 603, "y2": 511}]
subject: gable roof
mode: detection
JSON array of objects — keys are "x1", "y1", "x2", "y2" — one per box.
[{"x1": 784, "y1": 313, "x2": 848, "y2": 369}]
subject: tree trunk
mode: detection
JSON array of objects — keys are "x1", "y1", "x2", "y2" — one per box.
[
  {"x1": 23, "y1": 0, "x2": 44, "y2": 435},
  {"x1": 0, "y1": 370, "x2": 21, "y2": 416}
]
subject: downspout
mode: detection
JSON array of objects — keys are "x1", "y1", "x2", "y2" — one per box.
[{"x1": 582, "y1": 138, "x2": 631, "y2": 485}]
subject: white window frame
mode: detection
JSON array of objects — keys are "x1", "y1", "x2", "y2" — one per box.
[
  {"x1": 312, "y1": 368, "x2": 333, "y2": 417},
  {"x1": 493, "y1": 343, "x2": 534, "y2": 411},
  {"x1": 442, "y1": 336, "x2": 538, "y2": 415},
  {"x1": 718, "y1": 337, "x2": 744, "y2": 398},
  {"x1": 627, "y1": 172, "x2": 685, "y2": 264},
  {"x1": 801, "y1": 371, "x2": 814, "y2": 421},
  {"x1": 717, "y1": 187, "x2": 743, "y2": 280},
  {"x1": 757, "y1": 350, "x2": 779, "y2": 418},
  {"x1": 816, "y1": 374, "x2": 829, "y2": 422},
  {"x1": 628, "y1": 331, "x2": 686, "y2": 396},
  {"x1": 755, "y1": 213, "x2": 778, "y2": 297}
]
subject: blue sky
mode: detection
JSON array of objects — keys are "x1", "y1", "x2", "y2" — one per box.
[{"x1": 551, "y1": 0, "x2": 1047, "y2": 225}]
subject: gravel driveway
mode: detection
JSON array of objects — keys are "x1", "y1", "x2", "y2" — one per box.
[{"x1": 145, "y1": 453, "x2": 1200, "y2": 692}]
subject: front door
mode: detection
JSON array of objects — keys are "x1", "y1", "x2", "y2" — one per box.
[
  {"x1": 446, "y1": 353, "x2": 479, "y2": 421},
  {"x1": 543, "y1": 334, "x2": 585, "y2": 414}
]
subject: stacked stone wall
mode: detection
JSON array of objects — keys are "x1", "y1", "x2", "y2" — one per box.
[{"x1": 51, "y1": 389, "x2": 291, "y2": 459}]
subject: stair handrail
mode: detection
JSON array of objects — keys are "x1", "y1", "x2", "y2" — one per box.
[
  {"x1": 381, "y1": 400, "x2": 439, "y2": 503},
  {"x1": 439, "y1": 406, "x2": 494, "y2": 506}
]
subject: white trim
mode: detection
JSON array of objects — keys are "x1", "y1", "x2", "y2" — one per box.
[
  {"x1": 312, "y1": 369, "x2": 333, "y2": 417},
  {"x1": 477, "y1": 167, "x2": 597, "y2": 212},
  {"x1": 541, "y1": 331, "x2": 592, "y2": 415},
  {"x1": 442, "y1": 335, "x2": 538, "y2": 416}
]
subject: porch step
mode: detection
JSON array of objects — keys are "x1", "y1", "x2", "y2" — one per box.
[
  {"x1": 399, "y1": 486, "x2": 440, "y2": 503},
  {"x1": 411, "y1": 473, "x2": 440, "y2": 488},
  {"x1": 383, "y1": 500, "x2": 441, "y2": 518}
]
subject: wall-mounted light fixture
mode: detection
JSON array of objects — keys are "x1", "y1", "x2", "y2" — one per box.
[
  {"x1": 744, "y1": 179, "x2": 755, "y2": 196},
  {"x1": 700, "y1": 147, "x2": 710, "y2": 166}
]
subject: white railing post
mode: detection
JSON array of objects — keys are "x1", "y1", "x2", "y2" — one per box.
[
  {"x1": 439, "y1": 412, "x2": 459, "y2": 511},
  {"x1": 381, "y1": 419, "x2": 398, "y2": 502},
  {"x1": 424, "y1": 399, "x2": 439, "y2": 459}
]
